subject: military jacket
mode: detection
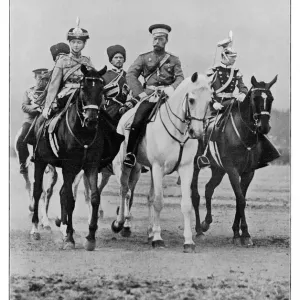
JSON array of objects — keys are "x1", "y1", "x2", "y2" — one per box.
[
  {"x1": 207, "y1": 63, "x2": 248, "y2": 103},
  {"x1": 22, "y1": 86, "x2": 44, "y2": 123},
  {"x1": 126, "y1": 50, "x2": 184, "y2": 98},
  {"x1": 102, "y1": 69, "x2": 129, "y2": 105},
  {"x1": 44, "y1": 52, "x2": 94, "y2": 108}
]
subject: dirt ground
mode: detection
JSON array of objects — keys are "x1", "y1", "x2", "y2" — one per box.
[{"x1": 10, "y1": 161, "x2": 290, "y2": 300}]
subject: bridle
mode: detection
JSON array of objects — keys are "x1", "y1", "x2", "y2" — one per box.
[
  {"x1": 77, "y1": 75, "x2": 105, "y2": 127},
  {"x1": 250, "y1": 87, "x2": 273, "y2": 123},
  {"x1": 164, "y1": 92, "x2": 205, "y2": 135}
]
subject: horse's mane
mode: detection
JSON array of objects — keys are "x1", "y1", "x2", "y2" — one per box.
[{"x1": 171, "y1": 73, "x2": 210, "y2": 101}]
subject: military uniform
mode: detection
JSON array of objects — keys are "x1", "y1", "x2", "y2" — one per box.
[
  {"x1": 126, "y1": 50, "x2": 184, "y2": 98},
  {"x1": 16, "y1": 68, "x2": 48, "y2": 174},
  {"x1": 44, "y1": 52, "x2": 94, "y2": 112},
  {"x1": 207, "y1": 62, "x2": 248, "y2": 114},
  {"x1": 123, "y1": 23, "x2": 184, "y2": 167}
]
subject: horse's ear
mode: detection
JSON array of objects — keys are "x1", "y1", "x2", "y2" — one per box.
[
  {"x1": 81, "y1": 64, "x2": 89, "y2": 76},
  {"x1": 251, "y1": 75, "x2": 258, "y2": 87},
  {"x1": 191, "y1": 72, "x2": 198, "y2": 83},
  {"x1": 266, "y1": 75, "x2": 278, "y2": 90},
  {"x1": 98, "y1": 65, "x2": 107, "y2": 77}
]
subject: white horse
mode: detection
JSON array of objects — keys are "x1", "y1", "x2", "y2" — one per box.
[
  {"x1": 111, "y1": 72, "x2": 211, "y2": 253},
  {"x1": 14, "y1": 132, "x2": 58, "y2": 230}
]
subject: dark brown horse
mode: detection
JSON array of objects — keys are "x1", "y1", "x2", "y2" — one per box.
[
  {"x1": 30, "y1": 65, "x2": 108, "y2": 251},
  {"x1": 191, "y1": 75, "x2": 278, "y2": 246}
]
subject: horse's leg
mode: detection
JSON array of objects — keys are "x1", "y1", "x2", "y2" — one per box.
[
  {"x1": 30, "y1": 159, "x2": 47, "y2": 240},
  {"x1": 191, "y1": 166, "x2": 202, "y2": 237},
  {"x1": 240, "y1": 171, "x2": 255, "y2": 197},
  {"x1": 151, "y1": 163, "x2": 165, "y2": 248},
  {"x1": 82, "y1": 173, "x2": 92, "y2": 225},
  {"x1": 111, "y1": 167, "x2": 131, "y2": 233},
  {"x1": 84, "y1": 167, "x2": 100, "y2": 251},
  {"x1": 40, "y1": 165, "x2": 58, "y2": 230},
  {"x1": 178, "y1": 162, "x2": 195, "y2": 253},
  {"x1": 60, "y1": 167, "x2": 78, "y2": 250},
  {"x1": 226, "y1": 167, "x2": 247, "y2": 246},
  {"x1": 98, "y1": 172, "x2": 111, "y2": 219},
  {"x1": 73, "y1": 170, "x2": 83, "y2": 200},
  {"x1": 147, "y1": 169, "x2": 155, "y2": 242},
  {"x1": 120, "y1": 165, "x2": 141, "y2": 237},
  {"x1": 201, "y1": 166, "x2": 225, "y2": 232},
  {"x1": 239, "y1": 171, "x2": 255, "y2": 246}
]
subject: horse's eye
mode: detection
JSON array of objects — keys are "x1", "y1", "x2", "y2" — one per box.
[{"x1": 189, "y1": 98, "x2": 195, "y2": 105}]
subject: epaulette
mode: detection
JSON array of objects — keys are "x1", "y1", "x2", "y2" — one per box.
[
  {"x1": 206, "y1": 67, "x2": 216, "y2": 76},
  {"x1": 140, "y1": 51, "x2": 152, "y2": 56},
  {"x1": 166, "y1": 51, "x2": 178, "y2": 58},
  {"x1": 236, "y1": 70, "x2": 243, "y2": 78}
]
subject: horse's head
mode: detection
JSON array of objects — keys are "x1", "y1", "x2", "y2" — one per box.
[
  {"x1": 250, "y1": 75, "x2": 277, "y2": 134},
  {"x1": 183, "y1": 72, "x2": 212, "y2": 138},
  {"x1": 79, "y1": 65, "x2": 107, "y2": 129}
]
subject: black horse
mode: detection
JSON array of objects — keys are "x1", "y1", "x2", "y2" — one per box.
[
  {"x1": 31, "y1": 65, "x2": 108, "y2": 251},
  {"x1": 191, "y1": 75, "x2": 278, "y2": 246}
]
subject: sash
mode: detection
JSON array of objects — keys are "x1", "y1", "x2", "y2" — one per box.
[
  {"x1": 144, "y1": 53, "x2": 171, "y2": 84},
  {"x1": 63, "y1": 64, "x2": 82, "y2": 82},
  {"x1": 215, "y1": 67, "x2": 235, "y2": 95}
]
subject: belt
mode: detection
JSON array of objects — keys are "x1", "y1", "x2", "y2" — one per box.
[
  {"x1": 65, "y1": 83, "x2": 80, "y2": 88},
  {"x1": 216, "y1": 92, "x2": 234, "y2": 98},
  {"x1": 146, "y1": 85, "x2": 167, "y2": 91}
]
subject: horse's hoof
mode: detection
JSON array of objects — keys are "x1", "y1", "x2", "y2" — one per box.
[
  {"x1": 63, "y1": 241, "x2": 75, "y2": 250},
  {"x1": 200, "y1": 221, "x2": 210, "y2": 232},
  {"x1": 28, "y1": 205, "x2": 34, "y2": 213},
  {"x1": 152, "y1": 240, "x2": 165, "y2": 248},
  {"x1": 241, "y1": 237, "x2": 253, "y2": 247},
  {"x1": 84, "y1": 239, "x2": 96, "y2": 251},
  {"x1": 120, "y1": 227, "x2": 131, "y2": 237},
  {"x1": 111, "y1": 220, "x2": 124, "y2": 233},
  {"x1": 148, "y1": 236, "x2": 154, "y2": 243},
  {"x1": 31, "y1": 232, "x2": 40, "y2": 240},
  {"x1": 233, "y1": 237, "x2": 242, "y2": 246},
  {"x1": 196, "y1": 232, "x2": 206, "y2": 241},
  {"x1": 183, "y1": 244, "x2": 196, "y2": 253},
  {"x1": 43, "y1": 225, "x2": 52, "y2": 231},
  {"x1": 55, "y1": 218, "x2": 61, "y2": 227},
  {"x1": 99, "y1": 210, "x2": 104, "y2": 219}
]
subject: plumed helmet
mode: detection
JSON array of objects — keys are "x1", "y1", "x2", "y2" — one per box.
[
  {"x1": 217, "y1": 31, "x2": 237, "y2": 61},
  {"x1": 67, "y1": 17, "x2": 90, "y2": 42},
  {"x1": 107, "y1": 45, "x2": 126, "y2": 62},
  {"x1": 50, "y1": 42, "x2": 70, "y2": 61}
]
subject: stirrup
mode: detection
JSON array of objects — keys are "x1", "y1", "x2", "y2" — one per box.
[
  {"x1": 197, "y1": 155, "x2": 210, "y2": 169},
  {"x1": 123, "y1": 153, "x2": 136, "y2": 168}
]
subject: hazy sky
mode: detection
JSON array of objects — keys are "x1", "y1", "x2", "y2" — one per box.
[{"x1": 10, "y1": 0, "x2": 290, "y2": 136}]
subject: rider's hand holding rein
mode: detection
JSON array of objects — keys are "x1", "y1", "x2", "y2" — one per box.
[
  {"x1": 164, "y1": 85, "x2": 175, "y2": 98},
  {"x1": 237, "y1": 93, "x2": 246, "y2": 102},
  {"x1": 42, "y1": 107, "x2": 50, "y2": 119},
  {"x1": 213, "y1": 102, "x2": 224, "y2": 110}
]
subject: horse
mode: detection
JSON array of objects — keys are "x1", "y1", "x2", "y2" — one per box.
[
  {"x1": 30, "y1": 65, "x2": 108, "y2": 251},
  {"x1": 191, "y1": 75, "x2": 278, "y2": 246},
  {"x1": 111, "y1": 72, "x2": 212, "y2": 253},
  {"x1": 14, "y1": 129, "x2": 58, "y2": 229}
]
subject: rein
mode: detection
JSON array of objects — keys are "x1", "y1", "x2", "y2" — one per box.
[{"x1": 158, "y1": 92, "x2": 204, "y2": 174}]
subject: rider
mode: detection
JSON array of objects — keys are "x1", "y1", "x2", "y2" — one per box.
[
  {"x1": 15, "y1": 68, "x2": 49, "y2": 174},
  {"x1": 197, "y1": 31, "x2": 248, "y2": 167},
  {"x1": 42, "y1": 18, "x2": 94, "y2": 119},
  {"x1": 123, "y1": 23, "x2": 184, "y2": 167},
  {"x1": 102, "y1": 44, "x2": 134, "y2": 123}
]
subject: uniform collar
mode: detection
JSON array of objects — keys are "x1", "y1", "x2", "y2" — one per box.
[
  {"x1": 219, "y1": 62, "x2": 235, "y2": 69},
  {"x1": 111, "y1": 68, "x2": 124, "y2": 74}
]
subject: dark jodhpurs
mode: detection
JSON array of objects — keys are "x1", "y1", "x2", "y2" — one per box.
[
  {"x1": 15, "y1": 122, "x2": 32, "y2": 164},
  {"x1": 126, "y1": 101, "x2": 156, "y2": 154}
]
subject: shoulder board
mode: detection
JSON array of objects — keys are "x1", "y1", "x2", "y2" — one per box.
[
  {"x1": 140, "y1": 51, "x2": 152, "y2": 56},
  {"x1": 166, "y1": 52, "x2": 178, "y2": 58},
  {"x1": 55, "y1": 53, "x2": 69, "y2": 62},
  {"x1": 81, "y1": 55, "x2": 90, "y2": 60}
]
